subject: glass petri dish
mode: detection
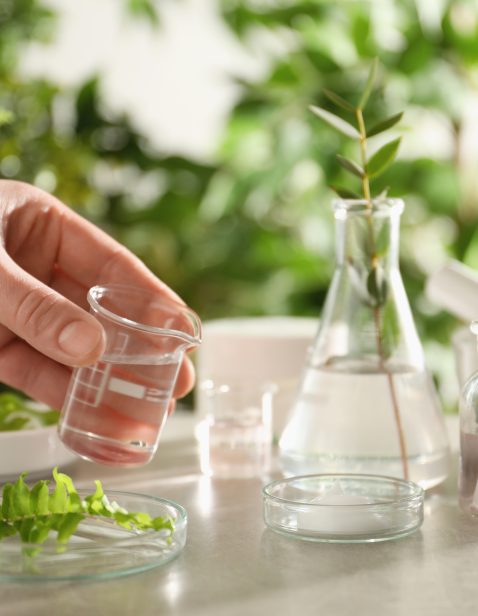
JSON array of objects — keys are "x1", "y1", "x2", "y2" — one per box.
[
  {"x1": 263, "y1": 474, "x2": 424, "y2": 543},
  {"x1": 0, "y1": 491, "x2": 187, "y2": 581}
]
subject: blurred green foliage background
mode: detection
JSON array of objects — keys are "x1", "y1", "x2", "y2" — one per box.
[{"x1": 1, "y1": 0, "x2": 478, "y2": 410}]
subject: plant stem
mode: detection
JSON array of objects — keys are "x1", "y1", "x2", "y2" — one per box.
[
  {"x1": 356, "y1": 109, "x2": 371, "y2": 204},
  {"x1": 355, "y1": 108, "x2": 409, "y2": 480},
  {"x1": 372, "y1": 307, "x2": 409, "y2": 480}
]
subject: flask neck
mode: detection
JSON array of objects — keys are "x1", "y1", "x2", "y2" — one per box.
[{"x1": 333, "y1": 199, "x2": 403, "y2": 268}]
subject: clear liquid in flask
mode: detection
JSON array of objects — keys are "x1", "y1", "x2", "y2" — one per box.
[{"x1": 279, "y1": 362, "x2": 450, "y2": 489}]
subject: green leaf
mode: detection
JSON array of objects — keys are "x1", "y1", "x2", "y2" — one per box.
[
  {"x1": 380, "y1": 302, "x2": 401, "y2": 359},
  {"x1": 374, "y1": 223, "x2": 390, "y2": 257},
  {"x1": 0, "y1": 393, "x2": 59, "y2": 431},
  {"x1": 53, "y1": 467, "x2": 76, "y2": 495},
  {"x1": 51, "y1": 468, "x2": 82, "y2": 512},
  {"x1": 323, "y1": 89, "x2": 355, "y2": 113},
  {"x1": 367, "y1": 112, "x2": 403, "y2": 138},
  {"x1": 0, "y1": 520, "x2": 16, "y2": 540},
  {"x1": 12, "y1": 474, "x2": 31, "y2": 517},
  {"x1": 352, "y1": 218, "x2": 373, "y2": 260},
  {"x1": 113, "y1": 511, "x2": 134, "y2": 529},
  {"x1": 28, "y1": 521, "x2": 51, "y2": 545},
  {"x1": 359, "y1": 57, "x2": 379, "y2": 110},
  {"x1": 18, "y1": 518, "x2": 35, "y2": 543},
  {"x1": 309, "y1": 105, "x2": 360, "y2": 139},
  {"x1": 85, "y1": 480, "x2": 105, "y2": 507},
  {"x1": 0, "y1": 469, "x2": 175, "y2": 550},
  {"x1": 366, "y1": 138, "x2": 401, "y2": 178},
  {"x1": 56, "y1": 513, "x2": 84, "y2": 544},
  {"x1": 330, "y1": 186, "x2": 361, "y2": 199},
  {"x1": 131, "y1": 511, "x2": 153, "y2": 527},
  {"x1": 48, "y1": 482, "x2": 68, "y2": 514},
  {"x1": 30, "y1": 482, "x2": 50, "y2": 516},
  {"x1": 69, "y1": 492, "x2": 83, "y2": 513},
  {"x1": 1, "y1": 484, "x2": 13, "y2": 519},
  {"x1": 346, "y1": 260, "x2": 371, "y2": 304},
  {"x1": 151, "y1": 517, "x2": 174, "y2": 533},
  {"x1": 336, "y1": 155, "x2": 364, "y2": 178},
  {"x1": 367, "y1": 266, "x2": 388, "y2": 307},
  {"x1": 34, "y1": 409, "x2": 60, "y2": 426}
]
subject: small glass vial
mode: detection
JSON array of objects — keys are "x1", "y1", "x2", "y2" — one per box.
[
  {"x1": 459, "y1": 321, "x2": 478, "y2": 515},
  {"x1": 197, "y1": 381, "x2": 274, "y2": 479}
]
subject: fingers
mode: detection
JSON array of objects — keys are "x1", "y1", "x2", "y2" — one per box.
[
  {"x1": 50, "y1": 268, "x2": 89, "y2": 311},
  {"x1": 50, "y1": 271, "x2": 198, "y2": 402},
  {"x1": 173, "y1": 355, "x2": 195, "y2": 399},
  {"x1": 0, "y1": 257, "x2": 105, "y2": 367},
  {"x1": 0, "y1": 182, "x2": 199, "y2": 395},
  {"x1": 0, "y1": 338, "x2": 195, "y2": 434},
  {"x1": 0, "y1": 339, "x2": 71, "y2": 409},
  {"x1": 167, "y1": 399, "x2": 176, "y2": 416}
]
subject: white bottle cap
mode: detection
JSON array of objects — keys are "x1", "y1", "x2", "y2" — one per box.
[{"x1": 426, "y1": 261, "x2": 478, "y2": 323}]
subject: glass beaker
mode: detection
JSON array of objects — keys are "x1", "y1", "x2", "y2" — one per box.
[
  {"x1": 279, "y1": 198, "x2": 450, "y2": 488},
  {"x1": 197, "y1": 380, "x2": 274, "y2": 478},
  {"x1": 459, "y1": 321, "x2": 478, "y2": 515},
  {"x1": 58, "y1": 284, "x2": 201, "y2": 467}
]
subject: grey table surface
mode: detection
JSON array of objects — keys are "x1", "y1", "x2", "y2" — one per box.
[{"x1": 0, "y1": 413, "x2": 477, "y2": 616}]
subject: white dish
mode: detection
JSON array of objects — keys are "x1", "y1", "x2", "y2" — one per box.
[{"x1": 0, "y1": 424, "x2": 78, "y2": 481}]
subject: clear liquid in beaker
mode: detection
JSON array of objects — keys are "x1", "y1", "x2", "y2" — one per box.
[
  {"x1": 279, "y1": 363, "x2": 450, "y2": 488},
  {"x1": 59, "y1": 353, "x2": 180, "y2": 466}
]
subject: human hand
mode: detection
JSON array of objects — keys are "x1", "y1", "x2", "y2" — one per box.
[{"x1": 0, "y1": 180, "x2": 196, "y2": 411}]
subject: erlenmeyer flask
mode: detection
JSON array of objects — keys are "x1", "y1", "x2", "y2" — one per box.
[{"x1": 279, "y1": 198, "x2": 450, "y2": 488}]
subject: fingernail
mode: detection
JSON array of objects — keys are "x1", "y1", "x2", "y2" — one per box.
[{"x1": 58, "y1": 320, "x2": 104, "y2": 361}]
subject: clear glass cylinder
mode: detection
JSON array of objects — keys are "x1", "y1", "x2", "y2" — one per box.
[
  {"x1": 459, "y1": 321, "x2": 478, "y2": 514},
  {"x1": 279, "y1": 198, "x2": 450, "y2": 489}
]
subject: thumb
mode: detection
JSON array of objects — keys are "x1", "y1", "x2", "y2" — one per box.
[{"x1": 1, "y1": 265, "x2": 105, "y2": 366}]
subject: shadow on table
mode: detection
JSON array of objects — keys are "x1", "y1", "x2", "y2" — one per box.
[{"x1": 0, "y1": 565, "x2": 183, "y2": 616}]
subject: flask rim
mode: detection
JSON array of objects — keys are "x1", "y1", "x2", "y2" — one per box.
[{"x1": 332, "y1": 197, "x2": 404, "y2": 219}]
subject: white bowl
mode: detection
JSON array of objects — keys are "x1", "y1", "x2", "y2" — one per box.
[
  {"x1": 0, "y1": 425, "x2": 78, "y2": 481},
  {"x1": 196, "y1": 316, "x2": 318, "y2": 438}
]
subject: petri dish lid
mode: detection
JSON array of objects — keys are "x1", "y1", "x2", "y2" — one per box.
[
  {"x1": 263, "y1": 474, "x2": 424, "y2": 543},
  {"x1": 0, "y1": 491, "x2": 187, "y2": 581}
]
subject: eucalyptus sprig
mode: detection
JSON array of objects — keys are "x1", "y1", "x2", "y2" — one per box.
[
  {"x1": 310, "y1": 58, "x2": 402, "y2": 205},
  {"x1": 310, "y1": 59, "x2": 403, "y2": 310},
  {"x1": 309, "y1": 59, "x2": 409, "y2": 480},
  {"x1": 0, "y1": 468, "x2": 174, "y2": 550}
]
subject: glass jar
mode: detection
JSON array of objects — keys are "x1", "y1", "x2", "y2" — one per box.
[
  {"x1": 459, "y1": 321, "x2": 478, "y2": 515},
  {"x1": 279, "y1": 198, "x2": 450, "y2": 488}
]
